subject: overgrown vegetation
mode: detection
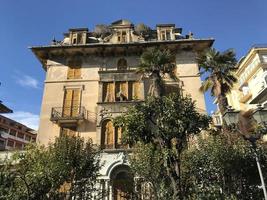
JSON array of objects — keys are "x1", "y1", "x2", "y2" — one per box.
[
  {"x1": 183, "y1": 134, "x2": 267, "y2": 200},
  {"x1": 197, "y1": 48, "x2": 237, "y2": 114},
  {"x1": 0, "y1": 136, "x2": 100, "y2": 200},
  {"x1": 114, "y1": 47, "x2": 267, "y2": 199}
]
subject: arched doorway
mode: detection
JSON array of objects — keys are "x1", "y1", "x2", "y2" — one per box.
[{"x1": 111, "y1": 165, "x2": 133, "y2": 200}]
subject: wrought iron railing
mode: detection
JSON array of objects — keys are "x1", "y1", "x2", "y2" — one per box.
[{"x1": 50, "y1": 106, "x2": 93, "y2": 122}]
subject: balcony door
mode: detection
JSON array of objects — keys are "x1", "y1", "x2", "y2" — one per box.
[{"x1": 63, "y1": 89, "x2": 81, "y2": 117}]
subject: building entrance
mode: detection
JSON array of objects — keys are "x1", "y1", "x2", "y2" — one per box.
[{"x1": 111, "y1": 166, "x2": 133, "y2": 200}]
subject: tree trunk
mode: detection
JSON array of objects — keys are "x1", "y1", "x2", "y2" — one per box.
[
  {"x1": 149, "y1": 72, "x2": 163, "y2": 97},
  {"x1": 217, "y1": 95, "x2": 228, "y2": 115}
]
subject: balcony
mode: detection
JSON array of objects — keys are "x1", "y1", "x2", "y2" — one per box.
[
  {"x1": 97, "y1": 101, "x2": 143, "y2": 114},
  {"x1": 50, "y1": 106, "x2": 93, "y2": 127}
]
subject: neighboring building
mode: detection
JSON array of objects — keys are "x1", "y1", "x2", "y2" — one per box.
[
  {"x1": 0, "y1": 115, "x2": 37, "y2": 151},
  {"x1": 227, "y1": 45, "x2": 267, "y2": 110},
  {"x1": 0, "y1": 101, "x2": 12, "y2": 114},
  {"x1": 31, "y1": 19, "x2": 213, "y2": 199},
  {"x1": 211, "y1": 45, "x2": 267, "y2": 127}
]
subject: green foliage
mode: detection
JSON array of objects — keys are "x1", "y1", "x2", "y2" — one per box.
[
  {"x1": 115, "y1": 93, "x2": 211, "y2": 199},
  {"x1": 115, "y1": 93, "x2": 210, "y2": 147},
  {"x1": 0, "y1": 136, "x2": 100, "y2": 200},
  {"x1": 129, "y1": 142, "x2": 172, "y2": 199},
  {"x1": 197, "y1": 48, "x2": 237, "y2": 113},
  {"x1": 198, "y1": 48, "x2": 237, "y2": 96},
  {"x1": 182, "y1": 134, "x2": 267, "y2": 200},
  {"x1": 137, "y1": 47, "x2": 177, "y2": 97}
]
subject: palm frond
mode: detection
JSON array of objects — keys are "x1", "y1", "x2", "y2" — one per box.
[
  {"x1": 200, "y1": 79, "x2": 214, "y2": 95},
  {"x1": 197, "y1": 47, "x2": 238, "y2": 97}
]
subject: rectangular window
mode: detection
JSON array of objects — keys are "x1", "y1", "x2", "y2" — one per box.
[
  {"x1": 17, "y1": 132, "x2": 24, "y2": 139},
  {"x1": 0, "y1": 127, "x2": 8, "y2": 133},
  {"x1": 77, "y1": 33, "x2": 83, "y2": 44},
  {"x1": 61, "y1": 127, "x2": 77, "y2": 137},
  {"x1": 103, "y1": 81, "x2": 142, "y2": 102},
  {"x1": 67, "y1": 67, "x2": 81, "y2": 79},
  {"x1": 7, "y1": 140, "x2": 14, "y2": 147},
  {"x1": 15, "y1": 142, "x2": 23, "y2": 150},
  {"x1": 115, "y1": 82, "x2": 128, "y2": 101},
  {"x1": 128, "y1": 81, "x2": 141, "y2": 100},
  {"x1": 103, "y1": 82, "x2": 115, "y2": 102},
  {"x1": 161, "y1": 31, "x2": 166, "y2": 40},
  {"x1": 132, "y1": 81, "x2": 141, "y2": 100},
  {"x1": 72, "y1": 33, "x2": 77, "y2": 44},
  {"x1": 9, "y1": 129, "x2": 16, "y2": 136},
  {"x1": 0, "y1": 140, "x2": 5, "y2": 148},
  {"x1": 25, "y1": 135, "x2": 31, "y2": 141},
  {"x1": 166, "y1": 30, "x2": 171, "y2": 40},
  {"x1": 63, "y1": 89, "x2": 81, "y2": 117},
  {"x1": 122, "y1": 31, "x2": 127, "y2": 42}
]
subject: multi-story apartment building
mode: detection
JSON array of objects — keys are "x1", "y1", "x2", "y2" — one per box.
[
  {"x1": 0, "y1": 115, "x2": 37, "y2": 151},
  {"x1": 211, "y1": 45, "x2": 267, "y2": 127},
  {"x1": 31, "y1": 19, "x2": 213, "y2": 199},
  {"x1": 0, "y1": 101, "x2": 12, "y2": 114},
  {"x1": 227, "y1": 45, "x2": 267, "y2": 110}
]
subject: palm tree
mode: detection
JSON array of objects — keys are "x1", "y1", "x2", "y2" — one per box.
[
  {"x1": 137, "y1": 47, "x2": 177, "y2": 97},
  {"x1": 197, "y1": 48, "x2": 237, "y2": 114}
]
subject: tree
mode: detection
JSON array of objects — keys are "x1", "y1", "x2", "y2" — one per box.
[
  {"x1": 134, "y1": 23, "x2": 151, "y2": 39},
  {"x1": 129, "y1": 142, "x2": 172, "y2": 200},
  {"x1": 0, "y1": 136, "x2": 101, "y2": 200},
  {"x1": 182, "y1": 134, "x2": 267, "y2": 200},
  {"x1": 197, "y1": 48, "x2": 237, "y2": 114},
  {"x1": 137, "y1": 47, "x2": 177, "y2": 97},
  {"x1": 114, "y1": 93, "x2": 210, "y2": 199},
  {"x1": 93, "y1": 24, "x2": 112, "y2": 39}
]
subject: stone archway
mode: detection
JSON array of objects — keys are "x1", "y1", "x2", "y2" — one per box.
[{"x1": 110, "y1": 165, "x2": 133, "y2": 200}]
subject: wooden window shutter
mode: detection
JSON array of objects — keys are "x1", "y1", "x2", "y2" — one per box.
[
  {"x1": 133, "y1": 82, "x2": 141, "y2": 100},
  {"x1": 121, "y1": 82, "x2": 127, "y2": 98},
  {"x1": 72, "y1": 89, "x2": 81, "y2": 116},
  {"x1": 103, "y1": 83, "x2": 108, "y2": 102},
  {"x1": 61, "y1": 128, "x2": 77, "y2": 137},
  {"x1": 67, "y1": 67, "x2": 81, "y2": 79},
  {"x1": 115, "y1": 82, "x2": 127, "y2": 101},
  {"x1": 105, "y1": 82, "x2": 115, "y2": 102},
  {"x1": 63, "y1": 89, "x2": 81, "y2": 117},
  {"x1": 128, "y1": 82, "x2": 133, "y2": 100},
  {"x1": 74, "y1": 68, "x2": 81, "y2": 79},
  {"x1": 116, "y1": 127, "x2": 123, "y2": 148},
  {"x1": 67, "y1": 67, "x2": 75, "y2": 79},
  {"x1": 105, "y1": 121, "x2": 114, "y2": 149},
  {"x1": 63, "y1": 89, "x2": 73, "y2": 116}
]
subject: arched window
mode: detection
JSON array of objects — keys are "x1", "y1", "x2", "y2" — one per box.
[
  {"x1": 117, "y1": 58, "x2": 127, "y2": 71},
  {"x1": 101, "y1": 119, "x2": 114, "y2": 149}
]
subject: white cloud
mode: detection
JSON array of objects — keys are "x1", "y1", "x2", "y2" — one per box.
[
  {"x1": 3, "y1": 111, "x2": 39, "y2": 130},
  {"x1": 16, "y1": 75, "x2": 39, "y2": 89}
]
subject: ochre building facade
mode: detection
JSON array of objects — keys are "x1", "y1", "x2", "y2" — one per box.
[{"x1": 32, "y1": 20, "x2": 213, "y2": 199}]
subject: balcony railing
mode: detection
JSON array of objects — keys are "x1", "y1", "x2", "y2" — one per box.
[
  {"x1": 101, "y1": 143, "x2": 129, "y2": 150},
  {"x1": 50, "y1": 106, "x2": 94, "y2": 125}
]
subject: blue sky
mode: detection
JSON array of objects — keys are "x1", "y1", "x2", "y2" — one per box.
[{"x1": 1, "y1": 0, "x2": 267, "y2": 129}]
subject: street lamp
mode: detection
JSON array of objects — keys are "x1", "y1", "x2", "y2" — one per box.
[
  {"x1": 223, "y1": 106, "x2": 267, "y2": 200},
  {"x1": 253, "y1": 105, "x2": 267, "y2": 125}
]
